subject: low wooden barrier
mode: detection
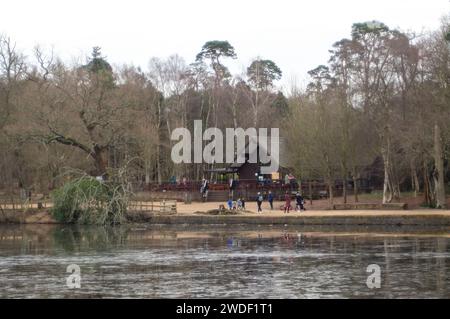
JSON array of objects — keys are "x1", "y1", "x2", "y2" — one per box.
[
  {"x1": 332, "y1": 203, "x2": 408, "y2": 210},
  {"x1": 0, "y1": 199, "x2": 52, "y2": 211},
  {"x1": 128, "y1": 200, "x2": 177, "y2": 214},
  {"x1": 0, "y1": 199, "x2": 177, "y2": 214}
]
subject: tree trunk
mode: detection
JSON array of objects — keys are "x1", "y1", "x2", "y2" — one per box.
[
  {"x1": 423, "y1": 159, "x2": 433, "y2": 207},
  {"x1": 352, "y1": 174, "x2": 359, "y2": 203},
  {"x1": 382, "y1": 157, "x2": 392, "y2": 204},
  {"x1": 309, "y1": 179, "x2": 313, "y2": 205},
  {"x1": 410, "y1": 159, "x2": 420, "y2": 197},
  {"x1": 145, "y1": 158, "x2": 151, "y2": 187},
  {"x1": 434, "y1": 124, "x2": 446, "y2": 209},
  {"x1": 231, "y1": 89, "x2": 238, "y2": 129},
  {"x1": 253, "y1": 89, "x2": 259, "y2": 128},
  {"x1": 390, "y1": 163, "x2": 401, "y2": 200},
  {"x1": 382, "y1": 146, "x2": 393, "y2": 204},
  {"x1": 343, "y1": 176, "x2": 347, "y2": 204},
  {"x1": 93, "y1": 146, "x2": 108, "y2": 177},
  {"x1": 156, "y1": 143, "x2": 162, "y2": 184},
  {"x1": 328, "y1": 178, "x2": 334, "y2": 207}
]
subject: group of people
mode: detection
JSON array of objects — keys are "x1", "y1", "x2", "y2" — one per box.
[
  {"x1": 226, "y1": 198, "x2": 246, "y2": 210},
  {"x1": 282, "y1": 191, "x2": 306, "y2": 214},
  {"x1": 223, "y1": 191, "x2": 307, "y2": 213},
  {"x1": 254, "y1": 190, "x2": 306, "y2": 213}
]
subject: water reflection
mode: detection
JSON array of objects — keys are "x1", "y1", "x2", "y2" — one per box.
[{"x1": 0, "y1": 224, "x2": 449, "y2": 298}]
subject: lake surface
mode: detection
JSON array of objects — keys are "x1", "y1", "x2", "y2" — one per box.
[{"x1": 0, "y1": 224, "x2": 449, "y2": 298}]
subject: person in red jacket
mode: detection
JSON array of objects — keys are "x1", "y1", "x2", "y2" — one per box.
[{"x1": 284, "y1": 191, "x2": 291, "y2": 214}]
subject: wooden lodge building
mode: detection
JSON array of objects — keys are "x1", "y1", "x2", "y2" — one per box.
[{"x1": 144, "y1": 137, "x2": 374, "y2": 202}]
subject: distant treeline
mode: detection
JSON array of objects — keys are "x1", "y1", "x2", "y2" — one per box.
[{"x1": 1, "y1": 17, "x2": 450, "y2": 208}]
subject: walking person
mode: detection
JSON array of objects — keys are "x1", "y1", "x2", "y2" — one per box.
[
  {"x1": 229, "y1": 177, "x2": 235, "y2": 199},
  {"x1": 268, "y1": 191, "x2": 274, "y2": 210},
  {"x1": 284, "y1": 191, "x2": 291, "y2": 214},
  {"x1": 256, "y1": 192, "x2": 263, "y2": 213},
  {"x1": 200, "y1": 178, "x2": 209, "y2": 202}
]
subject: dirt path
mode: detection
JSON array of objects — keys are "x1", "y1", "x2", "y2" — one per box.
[{"x1": 177, "y1": 201, "x2": 450, "y2": 217}]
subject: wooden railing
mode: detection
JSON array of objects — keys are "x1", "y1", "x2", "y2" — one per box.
[
  {"x1": 141, "y1": 179, "x2": 372, "y2": 195},
  {"x1": 0, "y1": 198, "x2": 52, "y2": 211},
  {"x1": 128, "y1": 200, "x2": 177, "y2": 214},
  {"x1": 0, "y1": 199, "x2": 177, "y2": 214}
]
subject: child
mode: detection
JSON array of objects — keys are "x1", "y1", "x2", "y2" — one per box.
[
  {"x1": 227, "y1": 198, "x2": 233, "y2": 210},
  {"x1": 237, "y1": 198, "x2": 243, "y2": 210}
]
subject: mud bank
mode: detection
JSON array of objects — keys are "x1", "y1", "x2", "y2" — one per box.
[
  {"x1": 3, "y1": 209, "x2": 450, "y2": 227},
  {"x1": 0, "y1": 209, "x2": 58, "y2": 224},
  {"x1": 130, "y1": 213, "x2": 450, "y2": 226}
]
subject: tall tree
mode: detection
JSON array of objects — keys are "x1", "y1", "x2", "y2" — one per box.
[
  {"x1": 246, "y1": 59, "x2": 282, "y2": 127},
  {"x1": 25, "y1": 47, "x2": 128, "y2": 177},
  {"x1": 196, "y1": 40, "x2": 236, "y2": 85}
]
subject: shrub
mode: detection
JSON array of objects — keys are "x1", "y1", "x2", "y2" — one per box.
[{"x1": 51, "y1": 175, "x2": 130, "y2": 225}]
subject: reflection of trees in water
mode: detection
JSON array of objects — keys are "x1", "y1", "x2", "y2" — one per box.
[
  {"x1": 0, "y1": 225, "x2": 59, "y2": 255},
  {"x1": 51, "y1": 226, "x2": 130, "y2": 253},
  {"x1": 436, "y1": 238, "x2": 447, "y2": 293}
]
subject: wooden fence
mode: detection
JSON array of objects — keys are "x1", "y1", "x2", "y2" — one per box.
[
  {"x1": 0, "y1": 199, "x2": 177, "y2": 214},
  {"x1": 128, "y1": 200, "x2": 177, "y2": 214},
  {"x1": 0, "y1": 199, "x2": 52, "y2": 211}
]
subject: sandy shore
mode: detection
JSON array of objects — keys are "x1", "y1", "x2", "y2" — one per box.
[{"x1": 176, "y1": 201, "x2": 450, "y2": 217}]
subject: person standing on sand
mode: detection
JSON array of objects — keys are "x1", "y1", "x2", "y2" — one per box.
[
  {"x1": 227, "y1": 198, "x2": 233, "y2": 210},
  {"x1": 268, "y1": 191, "x2": 274, "y2": 210},
  {"x1": 295, "y1": 192, "x2": 306, "y2": 212},
  {"x1": 237, "y1": 198, "x2": 243, "y2": 210},
  {"x1": 256, "y1": 192, "x2": 263, "y2": 213},
  {"x1": 201, "y1": 178, "x2": 209, "y2": 202},
  {"x1": 284, "y1": 191, "x2": 291, "y2": 214}
]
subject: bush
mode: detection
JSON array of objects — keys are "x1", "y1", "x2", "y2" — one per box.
[{"x1": 51, "y1": 175, "x2": 130, "y2": 225}]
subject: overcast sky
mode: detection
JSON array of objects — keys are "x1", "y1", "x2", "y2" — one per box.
[{"x1": 1, "y1": 0, "x2": 449, "y2": 89}]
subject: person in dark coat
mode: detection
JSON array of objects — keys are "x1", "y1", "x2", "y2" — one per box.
[
  {"x1": 268, "y1": 191, "x2": 274, "y2": 210},
  {"x1": 200, "y1": 179, "x2": 209, "y2": 202},
  {"x1": 256, "y1": 192, "x2": 263, "y2": 213},
  {"x1": 284, "y1": 191, "x2": 291, "y2": 214},
  {"x1": 295, "y1": 192, "x2": 306, "y2": 212}
]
